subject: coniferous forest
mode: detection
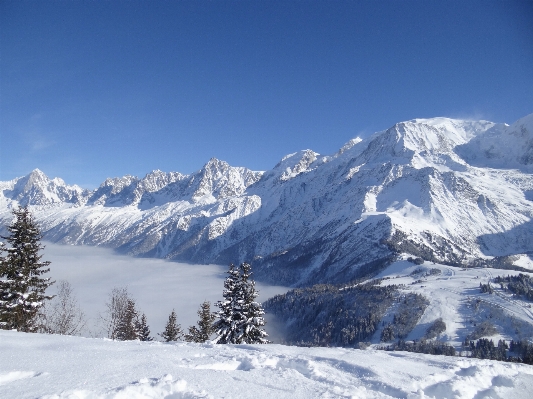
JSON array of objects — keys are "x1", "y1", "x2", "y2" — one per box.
[{"x1": 263, "y1": 280, "x2": 400, "y2": 346}]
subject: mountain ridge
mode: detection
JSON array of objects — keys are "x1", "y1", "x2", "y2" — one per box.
[{"x1": 1, "y1": 114, "x2": 532, "y2": 286}]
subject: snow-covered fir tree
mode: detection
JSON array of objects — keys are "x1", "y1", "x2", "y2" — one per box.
[
  {"x1": 213, "y1": 262, "x2": 269, "y2": 344},
  {"x1": 213, "y1": 264, "x2": 241, "y2": 343},
  {"x1": 136, "y1": 313, "x2": 152, "y2": 342},
  {"x1": 185, "y1": 301, "x2": 215, "y2": 343},
  {"x1": 0, "y1": 206, "x2": 54, "y2": 332},
  {"x1": 239, "y1": 262, "x2": 269, "y2": 344},
  {"x1": 115, "y1": 299, "x2": 139, "y2": 341},
  {"x1": 159, "y1": 309, "x2": 183, "y2": 342}
]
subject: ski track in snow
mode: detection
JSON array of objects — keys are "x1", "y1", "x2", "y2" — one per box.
[
  {"x1": 376, "y1": 259, "x2": 533, "y2": 346},
  {"x1": 1, "y1": 330, "x2": 533, "y2": 399}
]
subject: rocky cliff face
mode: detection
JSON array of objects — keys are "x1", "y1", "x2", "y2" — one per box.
[{"x1": 1, "y1": 114, "x2": 532, "y2": 286}]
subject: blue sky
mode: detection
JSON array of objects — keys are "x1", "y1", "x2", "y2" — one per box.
[{"x1": 1, "y1": 0, "x2": 532, "y2": 188}]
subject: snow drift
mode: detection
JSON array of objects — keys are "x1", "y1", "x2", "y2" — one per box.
[{"x1": 1, "y1": 329, "x2": 532, "y2": 399}]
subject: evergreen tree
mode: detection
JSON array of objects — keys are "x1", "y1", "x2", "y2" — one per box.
[
  {"x1": 160, "y1": 309, "x2": 182, "y2": 342},
  {"x1": 213, "y1": 263, "x2": 243, "y2": 343},
  {"x1": 185, "y1": 301, "x2": 216, "y2": 343},
  {"x1": 380, "y1": 323, "x2": 395, "y2": 342},
  {"x1": 136, "y1": 313, "x2": 153, "y2": 342},
  {"x1": 0, "y1": 206, "x2": 54, "y2": 332},
  {"x1": 214, "y1": 262, "x2": 269, "y2": 344},
  {"x1": 115, "y1": 299, "x2": 139, "y2": 341},
  {"x1": 238, "y1": 262, "x2": 269, "y2": 344}
]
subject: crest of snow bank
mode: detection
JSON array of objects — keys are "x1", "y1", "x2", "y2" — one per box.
[
  {"x1": 1, "y1": 330, "x2": 533, "y2": 399},
  {"x1": 0, "y1": 371, "x2": 42, "y2": 386},
  {"x1": 109, "y1": 376, "x2": 211, "y2": 399},
  {"x1": 40, "y1": 375, "x2": 212, "y2": 399}
]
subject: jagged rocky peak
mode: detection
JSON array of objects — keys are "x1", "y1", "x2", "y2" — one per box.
[
  {"x1": 202, "y1": 157, "x2": 230, "y2": 174},
  {"x1": 13, "y1": 169, "x2": 54, "y2": 193},
  {"x1": 22, "y1": 168, "x2": 48, "y2": 184},
  {"x1": 12, "y1": 169, "x2": 51, "y2": 198},
  {"x1": 196, "y1": 158, "x2": 233, "y2": 187},
  {"x1": 87, "y1": 174, "x2": 141, "y2": 206},
  {"x1": 86, "y1": 170, "x2": 186, "y2": 207},
  {"x1": 191, "y1": 157, "x2": 264, "y2": 200},
  {"x1": 82, "y1": 159, "x2": 264, "y2": 206},
  {"x1": 5, "y1": 169, "x2": 86, "y2": 206},
  {"x1": 264, "y1": 149, "x2": 320, "y2": 182},
  {"x1": 100, "y1": 175, "x2": 139, "y2": 193},
  {"x1": 140, "y1": 170, "x2": 186, "y2": 192}
]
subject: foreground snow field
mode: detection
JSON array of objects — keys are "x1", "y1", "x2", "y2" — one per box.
[{"x1": 1, "y1": 330, "x2": 533, "y2": 399}]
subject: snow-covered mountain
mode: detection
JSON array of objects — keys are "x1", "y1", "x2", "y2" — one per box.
[{"x1": 1, "y1": 114, "x2": 532, "y2": 286}]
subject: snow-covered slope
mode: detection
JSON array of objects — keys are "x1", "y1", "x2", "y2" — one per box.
[
  {"x1": 457, "y1": 113, "x2": 533, "y2": 172},
  {"x1": 1, "y1": 329, "x2": 532, "y2": 399},
  {"x1": 4, "y1": 248, "x2": 533, "y2": 398},
  {"x1": 1, "y1": 114, "x2": 532, "y2": 286},
  {"x1": 376, "y1": 258, "x2": 533, "y2": 346}
]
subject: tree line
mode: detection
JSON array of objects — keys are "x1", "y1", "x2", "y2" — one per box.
[
  {"x1": 494, "y1": 273, "x2": 533, "y2": 301},
  {"x1": 0, "y1": 206, "x2": 269, "y2": 344}
]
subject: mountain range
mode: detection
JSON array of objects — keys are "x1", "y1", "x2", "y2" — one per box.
[{"x1": 1, "y1": 113, "x2": 532, "y2": 286}]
